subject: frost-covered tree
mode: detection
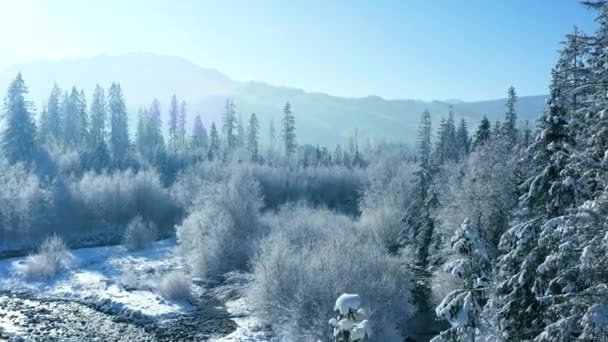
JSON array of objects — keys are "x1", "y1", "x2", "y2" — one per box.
[
  {"x1": 191, "y1": 114, "x2": 208, "y2": 152},
  {"x1": 208, "y1": 122, "x2": 220, "y2": 161},
  {"x1": 39, "y1": 84, "x2": 63, "y2": 143},
  {"x1": 108, "y1": 82, "x2": 129, "y2": 160},
  {"x1": 329, "y1": 294, "x2": 370, "y2": 342},
  {"x1": 63, "y1": 87, "x2": 85, "y2": 148},
  {"x1": 502, "y1": 86, "x2": 518, "y2": 147},
  {"x1": 456, "y1": 118, "x2": 470, "y2": 158},
  {"x1": 178, "y1": 100, "x2": 187, "y2": 150},
  {"x1": 281, "y1": 102, "x2": 296, "y2": 156},
  {"x1": 168, "y1": 94, "x2": 179, "y2": 153},
  {"x1": 491, "y1": 86, "x2": 576, "y2": 341},
  {"x1": 247, "y1": 113, "x2": 260, "y2": 161},
  {"x1": 433, "y1": 219, "x2": 491, "y2": 342},
  {"x1": 472, "y1": 116, "x2": 491, "y2": 149},
  {"x1": 1, "y1": 73, "x2": 37, "y2": 165},
  {"x1": 222, "y1": 99, "x2": 238, "y2": 152},
  {"x1": 89, "y1": 84, "x2": 106, "y2": 149},
  {"x1": 236, "y1": 112, "x2": 245, "y2": 149}
]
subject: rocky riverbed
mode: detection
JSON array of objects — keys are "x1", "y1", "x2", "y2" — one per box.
[{"x1": 0, "y1": 291, "x2": 237, "y2": 342}]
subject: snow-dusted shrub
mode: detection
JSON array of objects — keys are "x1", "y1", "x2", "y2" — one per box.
[
  {"x1": 69, "y1": 168, "x2": 179, "y2": 230},
  {"x1": 173, "y1": 162, "x2": 363, "y2": 215},
  {"x1": 253, "y1": 164, "x2": 363, "y2": 215},
  {"x1": 157, "y1": 271, "x2": 192, "y2": 301},
  {"x1": 359, "y1": 158, "x2": 416, "y2": 251},
  {"x1": 123, "y1": 216, "x2": 158, "y2": 251},
  {"x1": 249, "y1": 205, "x2": 413, "y2": 341},
  {"x1": 176, "y1": 169, "x2": 264, "y2": 280},
  {"x1": 0, "y1": 160, "x2": 53, "y2": 243},
  {"x1": 22, "y1": 235, "x2": 70, "y2": 280},
  {"x1": 329, "y1": 293, "x2": 370, "y2": 342}
]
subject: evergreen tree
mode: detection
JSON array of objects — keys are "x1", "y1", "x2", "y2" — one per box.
[
  {"x1": 178, "y1": 100, "x2": 187, "y2": 150},
  {"x1": 456, "y1": 118, "x2": 470, "y2": 157},
  {"x1": 522, "y1": 120, "x2": 532, "y2": 147},
  {"x1": 237, "y1": 113, "x2": 245, "y2": 148},
  {"x1": 269, "y1": 118, "x2": 276, "y2": 151},
  {"x1": 147, "y1": 98, "x2": 164, "y2": 153},
  {"x1": 247, "y1": 113, "x2": 260, "y2": 161},
  {"x1": 208, "y1": 122, "x2": 220, "y2": 161},
  {"x1": 191, "y1": 114, "x2": 208, "y2": 151},
  {"x1": 472, "y1": 116, "x2": 491, "y2": 149},
  {"x1": 221, "y1": 99, "x2": 237, "y2": 152},
  {"x1": 39, "y1": 84, "x2": 62, "y2": 143},
  {"x1": 77, "y1": 89, "x2": 88, "y2": 147},
  {"x1": 445, "y1": 105, "x2": 457, "y2": 161},
  {"x1": 281, "y1": 102, "x2": 296, "y2": 155},
  {"x1": 491, "y1": 86, "x2": 575, "y2": 341},
  {"x1": 108, "y1": 82, "x2": 129, "y2": 160},
  {"x1": 135, "y1": 107, "x2": 147, "y2": 154},
  {"x1": 89, "y1": 84, "x2": 106, "y2": 149},
  {"x1": 168, "y1": 94, "x2": 179, "y2": 152},
  {"x1": 1, "y1": 73, "x2": 37, "y2": 165},
  {"x1": 502, "y1": 86, "x2": 518, "y2": 146},
  {"x1": 63, "y1": 87, "x2": 81, "y2": 147},
  {"x1": 433, "y1": 219, "x2": 491, "y2": 342}
]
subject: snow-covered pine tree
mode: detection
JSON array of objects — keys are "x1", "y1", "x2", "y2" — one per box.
[
  {"x1": 472, "y1": 116, "x2": 491, "y2": 150},
  {"x1": 432, "y1": 218, "x2": 491, "y2": 342},
  {"x1": 1, "y1": 73, "x2": 37, "y2": 165},
  {"x1": 89, "y1": 84, "x2": 106, "y2": 149},
  {"x1": 247, "y1": 113, "x2": 260, "y2": 161},
  {"x1": 490, "y1": 77, "x2": 576, "y2": 341},
  {"x1": 502, "y1": 86, "x2": 518, "y2": 147},
  {"x1": 329, "y1": 293, "x2": 370, "y2": 342},
  {"x1": 281, "y1": 102, "x2": 296, "y2": 156},
  {"x1": 208, "y1": 122, "x2": 220, "y2": 161},
  {"x1": 191, "y1": 114, "x2": 208, "y2": 152},
  {"x1": 108, "y1": 82, "x2": 129, "y2": 161},
  {"x1": 222, "y1": 99, "x2": 237, "y2": 153},
  {"x1": 168, "y1": 94, "x2": 179, "y2": 153}
]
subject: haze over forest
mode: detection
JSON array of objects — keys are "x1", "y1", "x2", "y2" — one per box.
[{"x1": 0, "y1": 52, "x2": 547, "y2": 146}]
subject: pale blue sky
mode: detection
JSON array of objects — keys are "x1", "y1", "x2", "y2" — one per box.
[{"x1": 0, "y1": 0, "x2": 598, "y2": 101}]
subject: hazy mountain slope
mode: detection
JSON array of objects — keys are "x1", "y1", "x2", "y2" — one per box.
[{"x1": 0, "y1": 53, "x2": 548, "y2": 146}]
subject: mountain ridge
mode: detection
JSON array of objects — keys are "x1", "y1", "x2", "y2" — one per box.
[{"x1": 0, "y1": 52, "x2": 548, "y2": 146}]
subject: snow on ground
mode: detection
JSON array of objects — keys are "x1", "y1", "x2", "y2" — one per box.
[
  {"x1": 0, "y1": 239, "x2": 193, "y2": 321},
  {"x1": 208, "y1": 272, "x2": 273, "y2": 342},
  {"x1": 212, "y1": 296, "x2": 273, "y2": 342}
]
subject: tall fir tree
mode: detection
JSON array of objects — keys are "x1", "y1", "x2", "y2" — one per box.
[
  {"x1": 89, "y1": 84, "x2": 106, "y2": 149},
  {"x1": 247, "y1": 113, "x2": 260, "y2": 161},
  {"x1": 1, "y1": 73, "x2": 37, "y2": 165},
  {"x1": 281, "y1": 102, "x2": 296, "y2": 156},
  {"x1": 222, "y1": 99, "x2": 237, "y2": 152},
  {"x1": 473, "y1": 116, "x2": 491, "y2": 149},
  {"x1": 178, "y1": 100, "x2": 187, "y2": 150},
  {"x1": 168, "y1": 94, "x2": 179, "y2": 153},
  {"x1": 108, "y1": 82, "x2": 129, "y2": 160},
  {"x1": 502, "y1": 86, "x2": 518, "y2": 146},
  {"x1": 39, "y1": 84, "x2": 62, "y2": 143},
  {"x1": 208, "y1": 122, "x2": 220, "y2": 161},
  {"x1": 191, "y1": 114, "x2": 208, "y2": 151},
  {"x1": 456, "y1": 118, "x2": 470, "y2": 157}
]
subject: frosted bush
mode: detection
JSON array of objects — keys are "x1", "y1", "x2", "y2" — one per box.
[
  {"x1": 249, "y1": 205, "x2": 413, "y2": 341},
  {"x1": 123, "y1": 216, "x2": 158, "y2": 250},
  {"x1": 70, "y1": 168, "x2": 178, "y2": 229},
  {"x1": 0, "y1": 160, "x2": 53, "y2": 243},
  {"x1": 176, "y1": 169, "x2": 264, "y2": 280},
  {"x1": 157, "y1": 271, "x2": 192, "y2": 301},
  {"x1": 22, "y1": 235, "x2": 70, "y2": 280}
]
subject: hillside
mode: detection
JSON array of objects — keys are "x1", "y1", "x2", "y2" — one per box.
[{"x1": 0, "y1": 53, "x2": 548, "y2": 146}]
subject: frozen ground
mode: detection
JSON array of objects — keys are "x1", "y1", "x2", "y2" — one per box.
[
  {"x1": 0, "y1": 240, "x2": 273, "y2": 341},
  {"x1": 0, "y1": 239, "x2": 192, "y2": 321}
]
